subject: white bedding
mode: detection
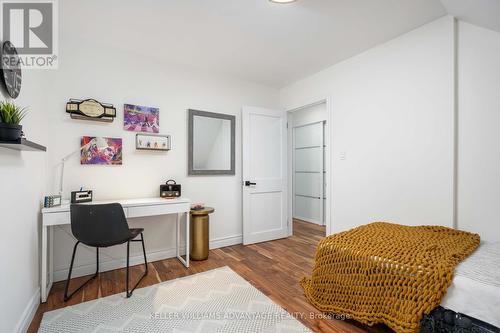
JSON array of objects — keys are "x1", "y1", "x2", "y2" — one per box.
[{"x1": 441, "y1": 241, "x2": 500, "y2": 327}]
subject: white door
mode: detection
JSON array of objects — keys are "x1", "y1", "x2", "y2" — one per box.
[{"x1": 242, "y1": 106, "x2": 288, "y2": 245}]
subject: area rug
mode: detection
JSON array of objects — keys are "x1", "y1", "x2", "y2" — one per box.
[{"x1": 39, "y1": 266, "x2": 312, "y2": 333}]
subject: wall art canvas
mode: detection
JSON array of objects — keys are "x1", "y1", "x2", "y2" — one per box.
[
  {"x1": 80, "y1": 136, "x2": 123, "y2": 165},
  {"x1": 124, "y1": 104, "x2": 159, "y2": 133}
]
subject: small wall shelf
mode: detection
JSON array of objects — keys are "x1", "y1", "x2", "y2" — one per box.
[{"x1": 0, "y1": 138, "x2": 47, "y2": 151}]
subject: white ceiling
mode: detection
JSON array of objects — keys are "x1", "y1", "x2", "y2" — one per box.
[
  {"x1": 440, "y1": 0, "x2": 500, "y2": 33},
  {"x1": 57, "y1": 1, "x2": 494, "y2": 89},
  {"x1": 61, "y1": 0, "x2": 500, "y2": 88},
  {"x1": 63, "y1": 0, "x2": 449, "y2": 87}
]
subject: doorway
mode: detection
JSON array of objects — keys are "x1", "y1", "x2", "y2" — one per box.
[{"x1": 287, "y1": 101, "x2": 329, "y2": 237}]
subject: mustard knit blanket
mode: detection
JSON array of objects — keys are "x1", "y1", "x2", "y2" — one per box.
[{"x1": 301, "y1": 222, "x2": 480, "y2": 333}]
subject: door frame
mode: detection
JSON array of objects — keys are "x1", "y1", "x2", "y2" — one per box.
[{"x1": 286, "y1": 97, "x2": 333, "y2": 236}]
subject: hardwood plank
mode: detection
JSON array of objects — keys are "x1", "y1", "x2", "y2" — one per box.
[{"x1": 27, "y1": 220, "x2": 392, "y2": 333}]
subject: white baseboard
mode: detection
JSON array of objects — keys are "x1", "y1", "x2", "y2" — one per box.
[
  {"x1": 53, "y1": 234, "x2": 243, "y2": 282},
  {"x1": 210, "y1": 234, "x2": 242, "y2": 249},
  {"x1": 15, "y1": 287, "x2": 40, "y2": 333}
]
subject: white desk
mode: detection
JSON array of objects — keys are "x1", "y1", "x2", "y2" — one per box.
[{"x1": 40, "y1": 197, "x2": 191, "y2": 303}]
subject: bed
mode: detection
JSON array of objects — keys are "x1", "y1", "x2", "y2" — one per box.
[
  {"x1": 424, "y1": 240, "x2": 500, "y2": 331},
  {"x1": 302, "y1": 223, "x2": 500, "y2": 333}
]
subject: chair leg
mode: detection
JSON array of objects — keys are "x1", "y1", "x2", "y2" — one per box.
[
  {"x1": 125, "y1": 233, "x2": 148, "y2": 298},
  {"x1": 64, "y1": 242, "x2": 99, "y2": 302},
  {"x1": 126, "y1": 240, "x2": 130, "y2": 297},
  {"x1": 141, "y1": 233, "x2": 148, "y2": 274}
]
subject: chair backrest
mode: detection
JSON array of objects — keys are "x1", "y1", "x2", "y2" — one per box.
[{"x1": 70, "y1": 203, "x2": 132, "y2": 247}]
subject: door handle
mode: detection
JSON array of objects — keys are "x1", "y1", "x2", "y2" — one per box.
[{"x1": 245, "y1": 181, "x2": 257, "y2": 187}]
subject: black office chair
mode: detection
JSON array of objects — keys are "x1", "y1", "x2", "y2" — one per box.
[{"x1": 64, "y1": 203, "x2": 148, "y2": 301}]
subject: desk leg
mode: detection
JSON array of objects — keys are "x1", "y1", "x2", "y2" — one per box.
[
  {"x1": 176, "y1": 212, "x2": 190, "y2": 268},
  {"x1": 41, "y1": 225, "x2": 47, "y2": 303},
  {"x1": 185, "y1": 212, "x2": 190, "y2": 267},
  {"x1": 49, "y1": 226, "x2": 54, "y2": 294},
  {"x1": 176, "y1": 213, "x2": 180, "y2": 259}
]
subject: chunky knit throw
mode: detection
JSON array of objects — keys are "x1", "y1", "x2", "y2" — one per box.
[{"x1": 301, "y1": 222, "x2": 480, "y2": 333}]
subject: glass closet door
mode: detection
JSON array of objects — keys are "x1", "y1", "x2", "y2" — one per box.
[{"x1": 293, "y1": 122, "x2": 325, "y2": 225}]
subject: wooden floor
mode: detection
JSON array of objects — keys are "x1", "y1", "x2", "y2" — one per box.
[{"x1": 28, "y1": 220, "x2": 391, "y2": 333}]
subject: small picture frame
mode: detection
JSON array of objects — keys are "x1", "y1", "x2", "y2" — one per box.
[{"x1": 136, "y1": 134, "x2": 171, "y2": 151}]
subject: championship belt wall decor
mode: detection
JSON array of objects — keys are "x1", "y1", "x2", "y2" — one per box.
[{"x1": 66, "y1": 98, "x2": 116, "y2": 122}]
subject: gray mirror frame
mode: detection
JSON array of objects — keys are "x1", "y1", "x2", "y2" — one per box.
[{"x1": 188, "y1": 109, "x2": 236, "y2": 176}]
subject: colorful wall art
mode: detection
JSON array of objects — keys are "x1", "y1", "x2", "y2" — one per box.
[
  {"x1": 80, "y1": 136, "x2": 123, "y2": 165},
  {"x1": 124, "y1": 104, "x2": 159, "y2": 133}
]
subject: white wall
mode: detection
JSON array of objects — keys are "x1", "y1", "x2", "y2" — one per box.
[
  {"x1": 457, "y1": 22, "x2": 500, "y2": 241},
  {"x1": 0, "y1": 70, "x2": 51, "y2": 332},
  {"x1": 46, "y1": 35, "x2": 279, "y2": 281},
  {"x1": 281, "y1": 16, "x2": 456, "y2": 233}
]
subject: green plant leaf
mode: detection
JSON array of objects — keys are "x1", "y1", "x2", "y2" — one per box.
[{"x1": 0, "y1": 101, "x2": 29, "y2": 125}]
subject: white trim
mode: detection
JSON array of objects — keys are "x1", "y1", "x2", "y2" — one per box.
[
  {"x1": 14, "y1": 287, "x2": 40, "y2": 333},
  {"x1": 292, "y1": 120, "x2": 325, "y2": 129},
  {"x1": 325, "y1": 97, "x2": 333, "y2": 235},
  {"x1": 53, "y1": 235, "x2": 243, "y2": 282},
  {"x1": 287, "y1": 112, "x2": 294, "y2": 236},
  {"x1": 210, "y1": 234, "x2": 242, "y2": 249},
  {"x1": 287, "y1": 99, "x2": 326, "y2": 113}
]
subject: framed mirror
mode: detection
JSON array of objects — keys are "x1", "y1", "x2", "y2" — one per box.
[{"x1": 188, "y1": 109, "x2": 235, "y2": 175}]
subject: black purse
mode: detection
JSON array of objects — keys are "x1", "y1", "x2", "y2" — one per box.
[{"x1": 160, "y1": 180, "x2": 181, "y2": 198}]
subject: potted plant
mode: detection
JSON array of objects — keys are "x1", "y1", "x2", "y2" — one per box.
[{"x1": 0, "y1": 101, "x2": 28, "y2": 141}]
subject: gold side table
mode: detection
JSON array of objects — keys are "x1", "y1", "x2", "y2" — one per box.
[{"x1": 190, "y1": 207, "x2": 214, "y2": 261}]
